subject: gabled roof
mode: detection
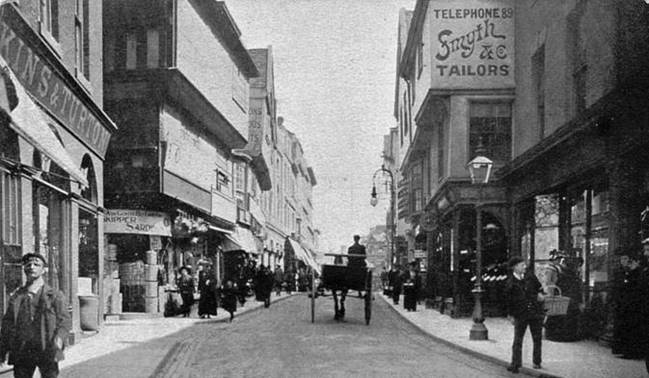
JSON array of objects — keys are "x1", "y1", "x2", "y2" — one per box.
[{"x1": 194, "y1": 0, "x2": 259, "y2": 78}]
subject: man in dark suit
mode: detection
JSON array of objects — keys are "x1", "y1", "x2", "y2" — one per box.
[
  {"x1": 504, "y1": 256, "x2": 545, "y2": 374},
  {"x1": 0, "y1": 253, "x2": 71, "y2": 378},
  {"x1": 347, "y1": 235, "x2": 366, "y2": 269}
]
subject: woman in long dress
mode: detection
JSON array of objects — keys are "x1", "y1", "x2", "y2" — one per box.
[
  {"x1": 198, "y1": 265, "x2": 218, "y2": 318},
  {"x1": 177, "y1": 266, "x2": 194, "y2": 317}
]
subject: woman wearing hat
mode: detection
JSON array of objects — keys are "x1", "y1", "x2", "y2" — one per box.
[{"x1": 177, "y1": 266, "x2": 195, "y2": 317}]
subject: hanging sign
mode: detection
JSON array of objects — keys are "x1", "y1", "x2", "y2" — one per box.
[{"x1": 105, "y1": 209, "x2": 172, "y2": 236}]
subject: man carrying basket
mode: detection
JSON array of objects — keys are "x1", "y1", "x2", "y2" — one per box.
[{"x1": 504, "y1": 256, "x2": 546, "y2": 374}]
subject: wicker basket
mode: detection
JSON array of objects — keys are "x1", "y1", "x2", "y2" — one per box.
[{"x1": 543, "y1": 285, "x2": 570, "y2": 316}]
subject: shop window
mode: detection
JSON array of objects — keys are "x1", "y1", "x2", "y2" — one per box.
[
  {"x1": 32, "y1": 183, "x2": 64, "y2": 293},
  {"x1": 80, "y1": 155, "x2": 96, "y2": 203},
  {"x1": 589, "y1": 187, "x2": 609, "y2": 289},
  {"x1": 78, "y1": 209, "x2": 98, "y2": 294},
  {"x1": 534, "y1": 194, "x2": 559, "y2": 260},
  {"x1": 570, "y1": 191, "x2": 586, "y2": 258},
  {"x1": 1, "y1": 171, "x2": 21, "y2": 246},
  {"x1": 469, "y1": 102, "x2": 512, "y2": 164}
]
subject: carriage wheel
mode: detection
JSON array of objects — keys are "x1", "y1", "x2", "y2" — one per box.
[{"x1": 364, "y1": 291, "x2": 371, "y2": 325}]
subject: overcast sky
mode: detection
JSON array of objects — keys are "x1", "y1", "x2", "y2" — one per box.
[{"x1": 226, "y1": 0, "x2": 415, "y2": 252}]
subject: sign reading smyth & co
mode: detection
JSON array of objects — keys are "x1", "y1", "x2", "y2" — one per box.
[
  {"x1": 105, "y1": 209, "x2": 172, "y2": 236},
  {"x1": 430, "y1": 0, "x2": 515, "y2": 89},
  {"x1": 0, "y1": 16, "x2": 112, "y2": 157}
]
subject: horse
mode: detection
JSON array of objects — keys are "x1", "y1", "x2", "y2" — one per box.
[{"x1": 331, "y1": 286, "x2": 348, "y2": 321}]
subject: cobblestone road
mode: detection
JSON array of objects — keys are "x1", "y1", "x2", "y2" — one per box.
[{"x1": 63, "y1": 294, "x2": 516, "y2": 378}]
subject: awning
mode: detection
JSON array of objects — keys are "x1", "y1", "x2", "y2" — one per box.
[
  {"x1": 286, "y1": 237, "x2": 321, "y2": 275},
  {"x1": 208, "y1": 224, "x2": 233, "y2": 235},
  {"x1": 223, "y1": 226, "x2": 260, "y2": 255},
  {"x1": 0, "y1": 55, "x2": 88, "y2": 187}
]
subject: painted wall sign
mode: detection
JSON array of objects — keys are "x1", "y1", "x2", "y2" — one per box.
[
  {"x1": 105, "y1": 209, "x2": 172, "y2": 236},
  {"x1": 0, "y1": 19, "x2": 112, "y2": 156},
  {"x1": 430, "y1": 0, "x2": 515, "y2": 89}
]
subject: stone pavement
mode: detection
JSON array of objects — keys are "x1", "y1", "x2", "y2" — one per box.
[
  {"x1": 0, "y1": 292, "x2": 294, "y2": 377},
  {"x1": 380, "y1": 293, "x2": 647, "y2": 378}
]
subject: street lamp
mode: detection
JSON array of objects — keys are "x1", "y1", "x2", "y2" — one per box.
[
  {"x1": 371, "y1": 165, "x2": 395, "y2": 269},
  {"x1": 466, "y1": 150, "x2": 493, "y2": 341}
]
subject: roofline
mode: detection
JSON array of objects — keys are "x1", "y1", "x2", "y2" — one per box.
[
  {"x1": 399, "y1": 0, "x2": 428, "y2": 79},
  {"x1": 194, "y1": 0, "x2": 259, "y2": 78}
]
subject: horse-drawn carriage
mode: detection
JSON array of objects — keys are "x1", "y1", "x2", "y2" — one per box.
[{"x1": 314, "y1": 253, "x2": 372, "y2": 325}]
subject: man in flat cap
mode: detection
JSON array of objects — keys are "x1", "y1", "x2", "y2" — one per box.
[{"x1": 0, "y1": 253, "x2": 71, "y2": 378}]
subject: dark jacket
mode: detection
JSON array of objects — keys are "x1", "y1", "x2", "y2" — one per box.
[
  {"x1": 347, "y1": 243, "x2": 367, "y2": 268},
  {"x1": 0, "y1": 284, "x2": 71, "y2": 364},
  {"x1": 505, "y1": 271, "x2": 545, "y2": 320}
]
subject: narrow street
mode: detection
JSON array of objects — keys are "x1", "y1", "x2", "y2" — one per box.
[{"x1": 61, "y1": 294, "x2": 516, "y2": 378}]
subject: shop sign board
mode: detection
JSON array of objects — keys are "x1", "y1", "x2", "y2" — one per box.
[
  {"x1": 105, "y1": 209, "x2": 172, "y2": 236},
  {"x1": 0, "y1": 15, "x2": 112, "y2": 156},
  {"x1": 430, "y1": 0, "x2": 515, "y2": 90},
  {"x1": 414, "y1": 249, "x2": 427, "y2": 259}
]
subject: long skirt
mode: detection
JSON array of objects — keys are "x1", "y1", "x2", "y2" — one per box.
[
  {"x1": 180, "y1": 292, "x2": 194, "y2": 315},
  {"x1": 198, "y1": 289, "x2": 217, "y2": 316},
  {"x1": 403, "y1": 286, "x2": 417, "y2": 311}
]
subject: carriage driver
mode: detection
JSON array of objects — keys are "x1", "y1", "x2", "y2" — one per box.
[{"x1": 347, "y1": 235, "x2": 367, "y2": 269}]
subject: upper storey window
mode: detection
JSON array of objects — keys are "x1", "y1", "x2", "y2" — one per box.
[
  {"x1": 469, "y1": 102, "x2": 512, "y2": 164},
  {"x1": 75, "y1": 0, "x2": 90, "y2": 84},
  {"x1": 39, "y1": 0, "x2": 60, "y2": 52}
]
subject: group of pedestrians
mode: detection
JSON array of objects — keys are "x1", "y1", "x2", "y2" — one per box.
[
  {"x1": 173, "y1": 263, "x2": 238, "y2": 322},
  {"x1": 382, "y1": 262, "x2": 422, "y2": 312},
  {"x1": 503, "y1": 240, "x2": 649, "y2": 375}
]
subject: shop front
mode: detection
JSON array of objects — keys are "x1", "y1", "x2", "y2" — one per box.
[
  {"x1": 0, "y1": 4, "x2": 116, "y2": 339},
  {"x1": 502, "y1": 97, "x2": 649, "y2": 343},
  {"x1": 426, "y1": 183, "x2": 508, "y2": 318}
]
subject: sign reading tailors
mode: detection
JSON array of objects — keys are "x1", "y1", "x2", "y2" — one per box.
[
  {"x1": 105, "y1": 209, "x2": 172, "y2": 236},
  {"x1": 431, "y1": 0, "x2": 514, "y2": 89}
]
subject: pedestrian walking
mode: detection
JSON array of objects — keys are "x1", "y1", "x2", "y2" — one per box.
[
  {"x1": 611, "y1": 251, "x2": 645, "y2": 359},
  {"x1": 544, "y1": 251, "x2": 582, "y2": 341},
  {"x1": 380, "y1": 267, "x2": 389, "y2": 294},
  {"x1": 403, "y1": 262, "x2": 421, "y2": 312},
  {"x1": 274, "y1": 265, "x2": 284, "y2": 296},
  {"x1": 0, "y1": 253, "x2": 71, "y2": 378},
  {"x1": 504, "y1": 256, "x2": 545, "y2": 374},
  {"x1": 284, "y1": 267, "x2": 296, "y2": 294},
  {"x1": 255, "y1": 265, "x2": 273, "y2": 308},
  {"x1": 197, "y1": 263, "x2": 218, "y2": 319},
  {"x1": 177, "y1": 266, "x2": 194, "y2": 317},
  {"x1": 389, "y1": 266, "x2": 403, "y2": 305},
  {"x1": 220, "y1": 280, "x2": 238, "y2": 322}
]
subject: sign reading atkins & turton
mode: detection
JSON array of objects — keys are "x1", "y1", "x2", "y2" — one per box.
[
  {"x1": 0, "y1": 12, "x2": 112, "y2": 157},
  {"x1": 431, "y1": 0, "x2": 515, "y2": 89}
]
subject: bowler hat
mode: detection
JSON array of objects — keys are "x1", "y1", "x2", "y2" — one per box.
[
  {"x1": 507, "y1": 256, "x2": 525, "y2": 268},
  {"x1": 21, "y1": 253, "x2": 47, "y2": 266}
]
